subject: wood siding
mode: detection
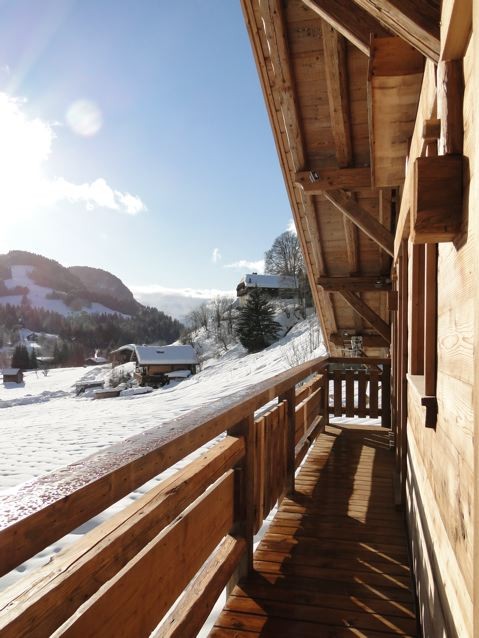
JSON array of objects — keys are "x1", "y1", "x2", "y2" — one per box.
[{"x1": 404, "y1": 34, "x2": 474, "y2": 638}]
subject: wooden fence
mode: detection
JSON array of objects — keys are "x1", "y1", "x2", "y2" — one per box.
[
  {"x1": 326, "y1": 357, "x2": 391, "y2": 427},
  {"x1": 0, "y1": 354, "x2": 390, "y2": 637}
]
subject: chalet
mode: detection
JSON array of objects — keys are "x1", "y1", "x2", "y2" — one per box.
[
  {"x1": 2, "y1": 368, "x2": 23, "y2": 384},
  {"x1": 109, "y1": 344, "x2": 135, "y2": 367},
  {"x1": 1, "y1": 4, "x2": 478, "y2": 638},
  {"x1": 236, "y1": 272, "x2": 298, "y2": 304},
  {"x1": 132, "y1": 344, "x2": 198, "y2": 387}
]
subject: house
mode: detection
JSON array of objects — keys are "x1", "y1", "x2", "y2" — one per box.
[
  {"x1": 109, "y1": 344, "x2": 136, "y2": 367},
  {"x1": 2, "y1": 368, "x2": 23, "y2": 384},
  {"x1": 132, "y1": 344, "x2": 198, "y2": 387},
  {"x1": 236, "y1": 272, "x2": 298, "y2": 305}
]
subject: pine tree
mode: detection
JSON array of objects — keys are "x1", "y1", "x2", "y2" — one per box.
[
  {"x1": 11, "y1": 345, "x2": 30, "y2": 369},
  {"x1": 29, "y1": 348, "x2": 38, "y2": 369},
  {"x1": 236, "y1": 288, "x2": 281, "y2": 353}
]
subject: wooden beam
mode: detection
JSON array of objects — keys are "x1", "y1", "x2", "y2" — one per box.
[
  {"x1": 321, "y1": 23, "x2": 352, "y2": 167},
  {"x1": 437, "y1": 59, "x2": 464, "y2": 155},
  {"x1": 440, "y1": 0, "x2": 472, "y2": 61},
  {"x1": 339, "y1": 291, "x2": 391, "y2": 342},
  {"x1": 324, "y1": 189, "x2": 394, "y2": 256},
  {"x1": 329, "y1": 333, "x2": 389, "y2": 348},
  {"x1": 294, "y1": 167, "x2": 371, "y2": 193},
  {"x1": 318, "y1": 276, "x2": 391, "y2": 291},
  {"x1": 351, "y1": 0, "x2": 440, "y2": 62},
  {"x1": 301, "y1": 0, "x2": 389, "y2": 56}
]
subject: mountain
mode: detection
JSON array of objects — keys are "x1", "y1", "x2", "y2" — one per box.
[
  {"x1": 0, "y1": 251, "x2": 140, "y2": 316},
  {"x1": 68, "y1": 266, "x2": 140, "y2": 315}
]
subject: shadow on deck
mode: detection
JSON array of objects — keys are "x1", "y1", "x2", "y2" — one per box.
[{"x1": 210, "y1": 424, "x2": 418, "y2": 637}]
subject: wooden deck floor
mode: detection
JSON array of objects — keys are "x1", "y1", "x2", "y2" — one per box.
[{"x1": 210, "y1": 424, "x2": 418, "y2": 637}]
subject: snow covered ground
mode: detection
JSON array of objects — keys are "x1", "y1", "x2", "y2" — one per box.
[{"x1": 0, "y1": 319, "x2": 324, "y2": 490}]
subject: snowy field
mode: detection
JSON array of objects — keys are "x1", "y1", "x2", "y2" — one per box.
[{"x1": 0, "y1": 320, "x2": 324, "y2": 490}]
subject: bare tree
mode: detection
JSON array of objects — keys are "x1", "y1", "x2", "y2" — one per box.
[
  {"x1": 264, "y1": 231, "x2": 304, "y2": 278},
  {"x1": 264, "y1": 231, "x2": 311, "y2": 314}
]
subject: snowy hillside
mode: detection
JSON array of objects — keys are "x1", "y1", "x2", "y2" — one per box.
[
  {"x1": 0, "y1": 317, "x2": 324, "y2": 490},
  {"x1": 1, "y1": 265, "x2": 125, "y2": 316}
]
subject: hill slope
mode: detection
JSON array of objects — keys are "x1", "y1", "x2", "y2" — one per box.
[{"x1": 0, "y1": 251, "x2": 140, "y2": 316}]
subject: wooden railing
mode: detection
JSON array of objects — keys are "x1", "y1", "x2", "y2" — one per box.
[
  {"x1": 326, "y1": 357, "x2": 391, "y2": 427},
  {"x1": 0, "y1": 354, "x2": 390, "y2": 637}
]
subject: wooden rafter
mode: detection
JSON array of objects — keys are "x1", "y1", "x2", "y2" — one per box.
[
  {"x1": 351, "y1": 0, "x2": 440, "y2": 62},
  {"x1": 339, "y1": 291, "x2": 391, "y2": 341},
  {"x1": 318, "y1": 276, "x2": 391, "y2": 292},
  {"x1": 301, "y1": 0, "x2": 389, "y2": 56},
  {"x1": 245, "y1": 0, "x2": 337, "y2": 344},
  {"x1": 321, "y1": 23, "x2": 352, "y2": 167},
  {"x1": 294, "y1": 167, "x2": 370, "y2": 193},
  {"x1": 324, "y1": 189, "x2": 394, "y2": 256}
]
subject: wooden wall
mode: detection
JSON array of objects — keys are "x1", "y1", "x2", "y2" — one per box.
[{"x1": 404, "y1": 35, "x2": 475, "y2": 638}]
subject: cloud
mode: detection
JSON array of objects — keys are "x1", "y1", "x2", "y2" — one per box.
[
  {"x1": 287, "y1": 219, "x2": 297, "y2": 234},
  {"x1": 0, "y1": 92, "x2": 146, "y2": 217},
  {"x1": 211, "y1": 248, "x2": 222, "y2": 264},
  {"x1": 130, "y1": 284, "x2": 235, "y2": 321},
  {"x1": 224, "y1": 259, "x2": 264, "y2": 273}
]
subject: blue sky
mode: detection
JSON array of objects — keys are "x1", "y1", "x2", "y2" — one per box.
[{"x1": 0, "y1": 1, "x2": 293, "y2": 309}]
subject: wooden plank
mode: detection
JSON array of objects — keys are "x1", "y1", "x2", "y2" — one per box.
[
  {"x1": 437, "y1": 59, "x2": 464, "y2": 155},
  {"x1": 357, "y1": 371, "x2": 367, "y2": 418},
  {"x1": 339, "y1": 291, "x2": 391, "y2": 342},
  {"x1": 440, "y1": 0, "x2": 472, "y2": 60},
  {"x1": 156, "y1": 536, "x2": 246, "y2": 638},
  {"x1": 369, "y1": 370, "x2": 379, "y2": 418},
  {"x1": 58, "y1": 472, "x2": 235, "y2": 637},
  {"x1": 0, "y1": 437, "x2": 244, "y2": 638},
  {"x1": 301, "y1": 0, "x2": 390, "y2": 55},
  {"x1": 324, "y1": 189, "x2": 394, "y2": 256},
  {"x1": 294, "y1": 167, "x2": 370, "y2": 192},
  {"x1": 409, "y1": 244, "x2": 425, "y2": 375},
  {"x1": 351, "y1": 0, "x2": 440, "y2": 62},
  {"x1": 279, "y1": 389, "x2": 296, "y2": 497},
  {"x1": 424, "y1": 243, "x2": 437, "y2": 398},
  {"x1": 0, "y1": 353, "x2": 327, "y2": 577},
  {"x1": 254, "y1": 417, "x2": 265, "y2": 534},
  {"x1": 345, "y1": 370, "x2": 355, "y2": 417},
  {"x1": 318, "y1": 275, "x2": 391, "y2": 291},
  {"x1": 333, "y1": 371, "x2": 343, "y2": 417},
  {"x1": 381, "y1": 364, "x2": 392, "y2": 427},
  {"x1": 370, "y1": 35, "x2": 425, "y2": 77},
  {"x1": 321, "y1": 23, "x2": 352, "y2": 167}
]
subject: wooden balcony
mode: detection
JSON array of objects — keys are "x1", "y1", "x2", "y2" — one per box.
[{"x1": 0, "y1": 356, "x2": 415, "y2": 637}]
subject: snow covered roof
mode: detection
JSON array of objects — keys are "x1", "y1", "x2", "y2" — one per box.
[
  {"x1": 86, "y1": 356, "x2": 109, "y2": 364},
  {"x1": 2, "y1": 368, "x2": 21, "y2": 375},
  {"x1": 110, "y1": 344, "x2": 136, "y2": 355},
  {"x1": 135, "y1": 345, "x2": 198, "y2": 366},
  {"x1": 239, "y1": 273, "x2": 298, "y2": 290}
]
